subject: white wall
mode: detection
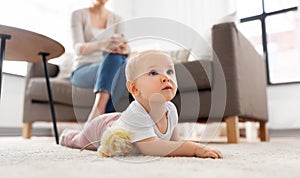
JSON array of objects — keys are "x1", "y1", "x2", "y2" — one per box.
[
  {"x1": 0, "y1": 0, "x2": 91, "y2": 53},
  {"x1": 0, "y1": 74, "x2": 25, "y2": 127},
  {"x1": 267, "y1": 84, "x2": 300, "y2": 129},
  {"x1": 112, "y1": 0, "x2": 236, "y2": 35}
]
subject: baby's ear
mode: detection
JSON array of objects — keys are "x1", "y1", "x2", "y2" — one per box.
[{"x1": 126, "y1": 81, "x2": 139, "y2": 96}]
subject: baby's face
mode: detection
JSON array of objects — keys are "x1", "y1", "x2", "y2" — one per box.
[{"x1": 133, "y1": 52, "x2": 177, "y2": 102}]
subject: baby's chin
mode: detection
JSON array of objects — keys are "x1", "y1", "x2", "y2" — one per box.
[
  {"x1": 148, "y1": 93, "x2": 175, "y2": 103},
  {"x1": 148, "y1": 93, "x2": 166, "y2": 103}
]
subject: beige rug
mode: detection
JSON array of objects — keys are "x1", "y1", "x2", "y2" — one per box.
[{"x1": 0, "y1": 137, "x2": 300, "y2": 178}]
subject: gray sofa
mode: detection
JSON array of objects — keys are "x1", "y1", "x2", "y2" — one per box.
[{"x1": 22, "y1": 22, "x2": 268, "y2": 143}]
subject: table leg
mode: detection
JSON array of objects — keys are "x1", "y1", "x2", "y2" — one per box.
[
  {"x1": 38, "y1": 52, "x2": 59, "y2": 144},
  {"x1": 0, "y1": 34, "x2": 11, "y2": 99}
]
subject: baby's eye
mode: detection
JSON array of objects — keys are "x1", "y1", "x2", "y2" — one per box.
[
  {"x1": 149, "y1": 70, "x2": 159, "y2": 76},
  {"x1": 167, "y1": 69, "x2": 174, "y2": 75}
]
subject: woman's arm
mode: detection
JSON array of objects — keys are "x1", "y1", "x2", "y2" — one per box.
[
  {"x1": 71, "y1": 10, "x2": 87, "y2": 56},
  {"x1": 71, "y1": 10, "x2": 122, "y2": 56},
  {"x1": 76, "y1": 36, "x2": 128, "y2": 56},
  {"x1": 71, "y1": 10, "x2": 128, "y2": 56},
  {"x1": 134, "y1": 137, "x2": 222, "y2": 158}
]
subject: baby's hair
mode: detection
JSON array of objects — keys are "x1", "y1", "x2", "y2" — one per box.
[{"x1": 125, "y1": 50, "x2": 172, "y2": 81}]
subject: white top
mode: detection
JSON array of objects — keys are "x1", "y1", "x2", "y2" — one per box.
[
  {"x1": 112, "y1": 101, "x2": 178, "y2": 143},
  {"x1": 92, "y1": 28, "x2": 105, "y2": 39},
  {"x1": 71, "y1": 8, "x2": 123, "y2": 70}
]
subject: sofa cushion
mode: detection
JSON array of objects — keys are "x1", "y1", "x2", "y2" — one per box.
[
  {"x1": 27, "y1": 77, "x2": 95, "y2": 107},
  {"x1": 175, "y1": 59, "x2": 212, "y2": 91},
  {"x1": 28, "y1": 77, "x2": 72, "y2": 105}
]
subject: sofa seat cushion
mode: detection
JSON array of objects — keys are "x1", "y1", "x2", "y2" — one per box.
[
  {"x1": 28, "y1": 77, "x2": 72, "y2": 105},
  {"x1": 175, "y1": 59, "x2": 212, "y2": 91},
  {"x1": 27, "y1": 77, "x2": 94, "y2": 107}
]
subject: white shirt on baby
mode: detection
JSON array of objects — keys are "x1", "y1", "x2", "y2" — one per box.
[{"x1": 112, "y1": 100, "x2": 178, "y2": 143}]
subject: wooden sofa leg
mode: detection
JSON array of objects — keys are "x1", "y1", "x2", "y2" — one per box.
[
  {"x1": 22, "y1": 122, "x2": 33, "y2": 139},
  {"x1": 225, "y1": 116, "x2": 239, "y2": 144},
  {"x1": 259, "y1": 121, "x2": 269, "y2": 142}
]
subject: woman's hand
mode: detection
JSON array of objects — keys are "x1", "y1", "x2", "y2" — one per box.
[
  {"x1": 111, "y1": 42, "x2": 130, "y2": 55},
  {"x1": 101, "y1": 34, "x2": 130, "y2": 55}
]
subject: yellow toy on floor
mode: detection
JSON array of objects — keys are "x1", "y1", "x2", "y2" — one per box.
[
  {"x1": 98, "y1": 127, "x2": 133, "y2": 157},
  {"x1": 80, "y1": 127, "x2": 133, "y2": 157}
]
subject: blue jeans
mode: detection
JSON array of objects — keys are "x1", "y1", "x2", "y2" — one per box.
[{"x1": 71, "y1": 52, "x2": 127, "y2": 113}]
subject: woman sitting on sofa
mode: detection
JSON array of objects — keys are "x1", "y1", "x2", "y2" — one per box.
[{"x1": 70, "y1": 0, "x2": 129, "y2": 122}]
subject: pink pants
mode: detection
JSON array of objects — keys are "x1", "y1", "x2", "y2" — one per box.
[{"x1": 60, "y1": 112, "x2": 121, "y2": 151}]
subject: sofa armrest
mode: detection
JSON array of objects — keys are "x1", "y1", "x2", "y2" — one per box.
[
  {"x1": 24, "y1": 62, "x2": 60, "y2": 88},
  {"x1": 26, "y1": 62, "x2": 59, "y2": 78},
  {"x1": 175, "y1": 60, "x2": 212, "y2": 91},
  {"x1": 212, "y1": 22, "x2": 268, "y2": 121}
]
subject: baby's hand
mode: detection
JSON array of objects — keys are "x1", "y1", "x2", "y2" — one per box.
[{"x1": 195, "y1": 145, "x2": 223, "y2": 159}]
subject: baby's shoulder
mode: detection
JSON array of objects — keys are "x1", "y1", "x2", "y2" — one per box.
[
  {"x1": 166, "y1": 102, "x2": 177, "y2": 112},
  {"x1": 166, "y1": 102, "x2": 178, "y2": 123}
]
